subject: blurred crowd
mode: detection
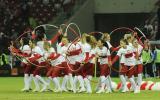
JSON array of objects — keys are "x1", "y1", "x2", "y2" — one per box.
[
  {"x1": 0, "y1": 0, "x2": 75, "y2": 37},
  {"x1": 0, "y1": 0, "x2": 77, "y2": 54}
]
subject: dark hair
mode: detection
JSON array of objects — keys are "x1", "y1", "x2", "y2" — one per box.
[
  {"x1": 35, "y1": 26, "x2": 46, "y2": 41},
  {"x1": 86, "y1": 36, "x2": 91, "y2": 43},
  {"x1": 35, "y1": 26, "x2": 45, "y2": 34},
  {"x1": 22, "y1": 37, "x2": 30, "y2": 45},
  {"x1": 58, "y1": 34, "x2": 64, "y2": 43},
  {"x1": 36, "y1": 33, "x2": 45, "y2": 41}
]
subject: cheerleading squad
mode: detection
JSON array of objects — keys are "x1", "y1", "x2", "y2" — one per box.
[{"x1": 10, "y1": 31, "x2": 146, "y2": 94}]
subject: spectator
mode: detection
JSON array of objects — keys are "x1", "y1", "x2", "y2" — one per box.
[
  {"x1": 144, "y1": 21, "x2": 153, "y2": 39},
  {"x1": 151, "y1": 21, "x2": 158, "y2": 40},
  {"x1": 142, "y1": 40, "x2": 154, "y2": 78},
  {"x1": 154, "y1": 45, "x2": 160, "y2": 78}
]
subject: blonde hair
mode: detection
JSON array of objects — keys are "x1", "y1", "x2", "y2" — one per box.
[
  {"x1": 89, "y1": 35, "x2": 97, "y2": 49},
  {"x1": 81, "y1": 33, "x2": 89, "y2": 44},
  {"x1": 103, "y1": 32, "x2": 110, "y2": 41}
]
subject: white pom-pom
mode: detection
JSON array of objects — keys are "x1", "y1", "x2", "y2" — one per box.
[{"x1": 111, "y1": 81, "x2": 117, "y2": 90}]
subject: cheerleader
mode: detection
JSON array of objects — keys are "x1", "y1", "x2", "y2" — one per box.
[
  {"x1": 84, "y1": 36, "x2": 97, "y2": 93},
  {"x1": 11, "y1": 38, "x2": 32, "y2": 92},
  {"x1": 132, "y1": 38, "x2": 143, "y2": 93},
  {"x1": 74, "y1": 33, "x2": 90, "y2": 93},
  {"x1": 95, "y1": 39, "x2": 112, "y2": 93},
  {"x1": 102, "y1": 33, "x2": 120, "y2": 91},
  {"x1": 78, "y1": 35, "x2": 97, "y2": 93},
  {"x1": 47, "y1": 51, "x2": 65, "y2": 92},
  {"x1": 112, "y1": 39, "x2": 139, "y2": 93},
  {"x1": 28, "y1": 40, "x2": 49, "y2": 92},
  {"x1": 19, "y1": 38, "x2": 32, "y2": 92},
  {"x1": 43, "y1": 41, "x2": 56, "y2": 91},
  {"x1": 59, "y1": 36, "x2": 77, "y2": 93}
]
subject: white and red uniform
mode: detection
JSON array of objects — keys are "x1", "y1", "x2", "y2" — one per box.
[
  {"x1": 43, "y1": 47, "x2": 55, "y2": 77},
  {"x1": 56, "y1": 42, "x2": 65, "y2": 53},
  {"x1": 47, "y1": 52, "x2": 67, "y2": 78},
  {"x1": 78, "y1": 41, "x2": 96, "y2": 77},
  {"x1": 133, "y1": 44, "x2": 143, "y2": 75},
  {"x1": 60, "y1": 42, "x2": 82, "y2": 74},
  {"x1": 95, "y1": 46, "x2": 111, "y2": 77},
  {"x1": 60, "y1": 43, "x2": 77, "y2": 64},
  {"x1": 28, "y1": 46, "x2": 43, "y2": 76},
  {"x1": 113, "y1": 46, "x2": 136, "y2": 78},
  {"x1": 95, "y1": 46, "x2": 112, "y2": 93},
  {"x1": 37, "y1": 40, "x2": 52, "y2": 52},
  {"x1": 83, "y1": 48, "x2": 96, "y2": 77},
  {"x1": 19, "y1": 45, "x2": 31, "y2": 74}
]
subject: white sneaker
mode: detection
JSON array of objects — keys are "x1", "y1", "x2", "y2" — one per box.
[
  {"x1": 95, "y1": 86, "x2": 101, "y2": 92},
  {"x1": 126, "y1": 87, "x2": 129, "y2": 92},
  {"x1": 47, "y1": 88, "x2": 53, "y2": 92},
  {"x1": 72, "y1": 88, "x2": 76, "y2": 93},
  {"x1": 54, "y1": 88, "x2": 62, "y2": 92},
  {"x1": 96, "y1": 88, "x2": 105, "y2": 93},
  {"x1": 40, "y1": 84, "x2": 48, "y2": 92},
  {"x1": 105, "y1": 89, "x2": 112, "y2": 93},
  {"x1": 61, "y1": 88, "x2": 68, "y2": 92},
  {"x1": 85, "y1": 91, "x2": 92, "y2": 94},
  {"x1": 136, "y1": 86, "x2": 140, "y2": 93},
  {"x1": 121, "y1": 87, "x2": 127, "y2": 93},
  {"x1": 134, "y1": 89, "x2": 140, "y2": 94},
  {"x1": 33, "y1": 88, "x2": 40, "y2": 92},
  {"x1": 21, "y1": 88, "x2": 29, "y2": 92},
  {"x1": 78, "y1": 88, "x2": 86, "y2": 93},
  {"x1": 130, "y1": 86, "x2": 134, "y2": 92},
  {"x1": 88, "y1": 90, "x2": 92, "y2": 94}
]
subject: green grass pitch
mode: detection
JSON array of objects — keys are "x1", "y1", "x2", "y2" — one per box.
[{"x1": 0, "y1": 77, "x2": 159, "y2": 100}]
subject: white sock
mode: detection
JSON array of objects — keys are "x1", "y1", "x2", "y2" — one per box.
[
  {"x1": 46, "y1": 76, "x2": 53, "y2": 89},
  {"x1": 74, "y1": 76, "x2": 78, "y2": 84},
  {"x1": 100, "y1": 76, "x2": 106, "y2": 90},
  {"x1": 33, "y1": 76, "x2": 40, "y2": 90},
  {"x1": 137, "y1": 74, "x2": 142, "y2": 87},
  {"x1": 68, "y1": 74, "x2": 76, "y2": 90},
  {"x1": 120, "y1": 75, "x2": 127, "y2": 89},
  {"x1": 125, "y1": 76, "x2": 128, "y2": 80},
  {"x1": 84, "y1": 78, "x2": 92, "y2": 92},
  {"x1": 106, "y1": 76, "x2": 111, "y2": 91},
  {"x1": 52, "y1": 77, "x2": 61, "y2": 89},
  {"x1": 35, "y1": 75, "x2": 48, "y2": 85},
  {"x1": 73, "y1": 76, "x2": 78, "y2": 89},
  {"x1": 95, "y1": 78, "x2": 101, "y2": 91},
  {"x1": 28, "y1": 74, "x2": 33, "y2": 89},
  {"x1": 24, "y1": 74, "x2": 29, "y2": 89},
  {"x1": 61, "y1": 75, "x2": 68, "y2": 89},
  {"x1": 108, "y1": 76, "x2": 113, "y2": 89},
  {"x1": 77, "y1": 75, "x2": 85, "y2": 89},
  {"x1": 129, "y1": 77, "x2": 137, "y2": 91},
  {"x1": 46, "y1": 77, "x2": 52, "y2": 84}
]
